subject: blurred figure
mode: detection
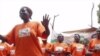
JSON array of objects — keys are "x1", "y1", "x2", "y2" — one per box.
[
  {"x1": 91, "y1": 33, "x2": 97, "y2": 39},
  {"x1": 0, "y1": 35, "x2": 10, "y2": 56},
  {"x1": 0, "y1": 6, "x2": 50, "y2": 56},
  {"x1": 9, "y1": 44, "x2": 15, "y2": 56},
  {"x1": 69, "y1": 34, "x2": 86, "y2": 56},
  {"x1": 41, "y1": 39, "x2": 52, "y2": 56},
  {"x1": 88, "y1": 29, "x2": 100, "y2": 56},
  {"x1": 51, "y1": 34, "x2": 70, "y2": 56}
]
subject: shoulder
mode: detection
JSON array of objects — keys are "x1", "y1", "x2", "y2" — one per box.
[
  {"x1": 52, "y1": 42, "x2": 57, "y2": 46},
  {"x1": 62, "y1": 43, "x2": 67, "y2": 45},
  {"x1": 30, "y1": 21, "x2": 41, "y2": 25},
  {"x1": 90, "y1": 38, "x2": 96, "y2": 43}
]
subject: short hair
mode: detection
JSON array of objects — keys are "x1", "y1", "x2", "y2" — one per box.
[
  {"x1": 20, "y1": 6, "x2": 33, "y2": 19},
  {"x1": 57, "y1": 34, "x2": 63, "y2": 37},
  {"x1": 74, "y1": 34, "x2": 80, "y2": 38}
]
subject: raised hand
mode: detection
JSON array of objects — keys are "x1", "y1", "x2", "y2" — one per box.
[
  {"x1": 41, "y1": 14, "x2": 50, "y2": 37},
  {"x1": 41, "y1": 14, "x2": 50, "y2": 27}
]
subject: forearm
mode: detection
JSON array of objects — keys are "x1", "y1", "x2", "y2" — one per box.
[
  {"x1": 42, "y1": 26, "x2": 50, "y2": 38},
  {"x1": 44, "y1": 26, "x2": 50, "y2": 36}
]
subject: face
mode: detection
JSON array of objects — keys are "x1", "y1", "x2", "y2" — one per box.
[
  {"x1": 74, "y1": 34, "x2": 80, "y2": 43},
  {"x1": 20, "y1": 7, "x2": 30, "y2": 22},
  {"x1": 57, "y1": 36, "x2": 64, "y2": 42}
]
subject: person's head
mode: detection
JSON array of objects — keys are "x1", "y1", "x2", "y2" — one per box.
[
  {"x1": 42, "y1": 39, "x2": 47, "y2": 44},
  {"x1": 19, "y1": 6, "x2": 32, "y2": 23},
  {"x1": 57, "y1": 34, "x2": 64, "y2": 43},
  {"x1": 91, "y1": 33, "x2": 96, "y2": 39},
  {"x1": 74, "y1": 34, "x2": 80, "y2": 43},
  {"x1": 96, "y1": 28, "x2": 100, "y2": 39}
]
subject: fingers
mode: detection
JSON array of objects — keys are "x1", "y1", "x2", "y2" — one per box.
[
  {"x1": 43, "y1": 16, "x2": 45, "y2": 20},
  {"x1": 44, "y1": 14, "x2": 49, "y2": 19},
  {"x1": 48, "y1": 17, "x2": 51, "y2": 21},
  {"x1": 43, "y1": 14, "x2": 50, "y2": 22},
  {"x1": 46, "y1": 14, "x2": 49, "y2": 20},
  {"x1": 45, "y1": 14, "x2": 47, "y2": 19},
  {"x1": 41, "y1": 21, "x2": 43, "y2": 24}
]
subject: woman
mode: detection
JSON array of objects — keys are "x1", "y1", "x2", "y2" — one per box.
[
  {"x1": 0, "y1": 6, "x2": 50, "y2": 56},
  {"x1": 69, "y1": 34, "x2": 86, "y2": 56},
  {"x1": 51, "y1": 34, "x2": 70, "y2": 56}
]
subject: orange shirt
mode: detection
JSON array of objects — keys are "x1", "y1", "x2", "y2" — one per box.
[
  {"x1": 70, "y1": 42, "x2": 86, "y2": 56},
  {"x1": 41, "y1": 43, "x2": 52, "y2": 56},
  {"x1": 6, "y1": 22, "x2": 45, "y2": 56},
  {"x1": 10, "y1": 46, "x2": 15, "y2": 56},
  {"x1": 0, "y1": 42, "x2": 10, "y2": 56},
  {"x1": 88, "y1": 38, "x2": 100, "y2": 56},
  {"x1": 52, "y1": 42, "x2": 69, "y2": 56}
]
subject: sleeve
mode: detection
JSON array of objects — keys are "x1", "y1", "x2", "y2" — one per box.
[
  {"x1": 48, "y1": 43, "x2": 53, "y2": 52},
  {"x1": 63, "y1": 44, "x2": 69, "y2": 52},
  {"x1": 51, "y1": 44, "x2": 55, "y2": 52},
  {"x1": 37, "y1": 22, "x2": 45, "y2": 38},
  {"x1": 66, "y1": 46, "x2": 70, "y2": 53},
  {"x1": 82, "y1": 46, "x2": 86, "y2": 55},
  {"x1": 5, "y1": 43, "x2": 11, "y2": 56},
  {"x1": 6, "y1": 26, "x2": 16, "y2": 44},
  {"x1": 69, "y1": 44, "x2": 73, "y2": 54},
  {"x1": 88, "y1": 39, "x2": 94, "y2": 50}
]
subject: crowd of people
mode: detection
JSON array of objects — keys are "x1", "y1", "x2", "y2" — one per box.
[
  {"x1": 40, "y1": 30, "x2": 100, "y2": 56},
  {"x1": 0, "y1": 30, "x2": 100, "y2": 56},
  {"x1": 0, "y1": 6, "x2": 99, "y2": 56}
]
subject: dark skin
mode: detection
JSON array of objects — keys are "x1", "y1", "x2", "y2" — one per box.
[
  {"x1": 0, "y1": 6, "x2": 50, "y2": 44},
  {"x1": 42, "y1": 40, "x2": 51, "y2": 53},
  {"x1": 57, "y1": 35, "x2": 64, "y2": 43},
  {"x1": 20, "y1": 7, "x2": 30, "y2": 23},
  {"x1": 42, "y1": 40, "x2": 47, "y2": 45},
  {"x1": 53, "y1": 35, "x2": 70, "y2": 56},
  {"x1": 74, "y1": 34, "x2": 80, "y2": 43},
  {"x1": 52, "y1": 35, "x2": 64, "y2": 55},
  {"x1": 41, "y1": 14, "x2": 50, "y2": 37},
  {"x1": 89, "y1": 30, "x2": 100, "y2": 52}
]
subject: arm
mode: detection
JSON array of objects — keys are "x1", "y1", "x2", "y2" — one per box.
[
  {"x1": 88, "y1": 39, "x2": 97, "y2": 52},
  {"x1": 41, "y1": 14, "x2": 50, "y2": 38},
  {"x1": 0, "y1": 26, "x2": 16, "y2": 44}
]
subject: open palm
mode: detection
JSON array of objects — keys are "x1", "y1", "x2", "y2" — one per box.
[{"x1": 41, "y1": 14, "x2": 50, "y2": 27}]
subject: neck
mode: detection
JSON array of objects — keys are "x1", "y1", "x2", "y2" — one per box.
[
  {"x1": 75, "y1": 41, "x2": 79, "y2": 43},
  {"x1": 43, "y1": 42, "x2": 47, "y2": 45},
  {"x1": 24, "y1": 20, "x2": 29, "y2": 23},
  {"x1": 58, "y1": 41, "x2": 62, "y2": 43}
]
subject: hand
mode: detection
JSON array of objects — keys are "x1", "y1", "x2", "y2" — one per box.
[
  {"x1": 41, "y1": 14, "x2": 50, "y2": 27},
  {"x1": 0, "y1": 35, "x2": 6, "y2": 42},
  {"x1": 0, "y1": 35, "x2": 4, "y2": 40}
]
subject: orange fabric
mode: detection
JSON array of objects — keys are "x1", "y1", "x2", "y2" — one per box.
[
  {"x1": 0, "y1": 42, "x2": 10, "y2": 56},
  {"x1": 10, "y1": 46, "x2": 15, "y2": 56},
  {"x1": 6, "y1": 22, "x2": 46, "y2": 56},
  {"x1": 41, "y1": 43, "x2": 52, "y2": 56},
  {"x1": 69, "y1": 42, "x2": 86, "y2": 56},
  {"x1": 88, "y1": 38, "x2": 100, "y2": 56},
  {"x1": 52, "y1": 42, "x2": 69, "y2": 56}
]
